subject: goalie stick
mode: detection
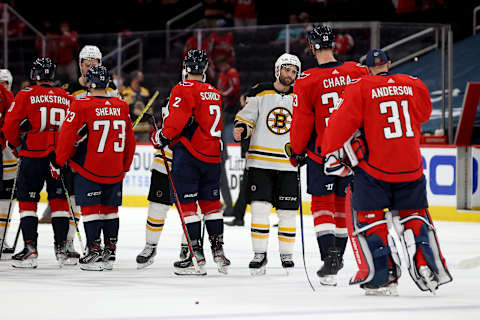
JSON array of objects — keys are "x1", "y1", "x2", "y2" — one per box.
[{"x1": 132, "y1": 90, "x2": 159, "y2": 128}]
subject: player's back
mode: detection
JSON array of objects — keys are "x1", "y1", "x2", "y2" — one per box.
[
  {"x1": 357, "y1": 73, "x2": 432, "y2": 182},
  {"x1": 166, "y1": 80, "x2": 223, "y2": 163},
  {"x1": 71, "y1": 96, "x2": 133, "y2": 183},
  {"x1": 5, "y1": 84, "x2": 71, "y2": 157}
]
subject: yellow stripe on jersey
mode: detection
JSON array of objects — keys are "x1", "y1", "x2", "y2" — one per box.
[
  {"x1": 255, "y1": 90, "x2": 277, "y2": 97},
  {"x1": 249, "y1": 145, "x2": 284, "y2": 153},
  {"x1": 4, "y1": 168, "x2": 17, "y2": 173},
  {"x1": 248, "y1": 155, "x2": 290, "y2": 164},
  {"x1": 0, "y1": 213, "x2": 8, "y2": 218},
  {"x1": 235, "y1": 115, "x2": 255, "y2": 128},
  {"x1": 3, "y1": 160, "x2": 17, "y2": 164}
]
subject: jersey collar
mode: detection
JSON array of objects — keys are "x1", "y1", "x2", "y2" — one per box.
[{"x1": 317, "y1": 61, "x2": 344, "y2": 69}]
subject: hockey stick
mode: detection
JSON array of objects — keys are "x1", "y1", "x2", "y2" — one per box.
[
  {"x1": 297, "y1": 166, "x2": 315, "y2": 291},
  {"x1": 0, "y1": 158, "x2": 21, "y2": 259},
  {"x1": 60, "y1": 174, "x2": 86, "y2": 256},
  {"x1": 159, "y1": 148, "x2": 201, "y2": 273},
  {"x1": 132, "y1": 90, "x2": 159, "y2": 128}
]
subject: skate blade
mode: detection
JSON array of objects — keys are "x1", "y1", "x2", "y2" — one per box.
[
  {"x1": 57, "y1": 258, "x2": 66, "y2": 268},
  {"x1": 364, "y1": 286, "x2": 399, "y2": 296},
  {"x1": 174, "y1": 266, "x2": 207, "y2": 276},
  {"x1": 249, "y1": 266, "x2": 266, "y2": 276},
  {"x1": 319, "y1": 275, "x2": 337, "y2": 286},
  {"x1": 103, "y1": 261, "x2": 114, "y2": 270},
  {"x1": 283, "y1": 266, "x2": 294, "y2": 276},
  {"x1": 80, "y1": 262, "x2": 104, "y2": 271},
  {"x1": 137, "y1": 259, "x2": 154, "y2": 270},
  {"x1": 12, "y1": 260, "x2": 38, "y2": 269}
]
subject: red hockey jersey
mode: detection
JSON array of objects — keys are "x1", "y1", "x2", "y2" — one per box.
[
  {"x1": 4, "y1": 85, "x2": 72, "y2": 158},
  {"x1": 0, "y1": 82, "x2": 14, "y2": 144},
  {"x1": 162, "y1": 80, "x2": 223, "y2": 163},
  {"x1": 321, "y1": 73, "x2": 432, "y2": 183},
  {"x1": 291, "y1": 61, "x2": 368, "y2": 163},
  {"x1": 56, "y1": 96, "x2": 136, "y2": 184}
]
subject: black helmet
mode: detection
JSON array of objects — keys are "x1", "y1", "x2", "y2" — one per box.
[
  {"x1": 30, "y1": 57, "x2": 56, "y2": 81},
  {"x1": 307, "y1": 25, "x2": 335, "y2": 50},
  {"x1": 183, "y1": 49, "x2": 208, "y2": 75},
  {"x1": 86, "y1": 65, "x2": 110, "y2": 89}
]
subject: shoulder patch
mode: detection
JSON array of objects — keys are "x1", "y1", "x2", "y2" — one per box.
[
  {"x1": 21, "y1": 87, "x2": 32, "y2": 92},
  {"x1": 408, "y1": 75, "x2": 418, "y2": 80},
  {"x1": 298, "y1": 72, "x2": 310, "y2": 79},
  {"x1": 179, "y1": 81, "x2": 194, "y2": 87}
]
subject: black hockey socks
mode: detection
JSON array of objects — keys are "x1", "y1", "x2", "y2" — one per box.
[
  {"x1": 103, "y1": 218, "x2": 119, "y2": 242},
  {"x1": 335, "y1": 236, "x2": 348, "y2": 256},
  {"x1": 186, "y1": 221, "x2": 201, "y2": 241},
  {"x1": 84, "y1": 220, "x2": 102, "y2": 247},
  {"x1": 317, "y1": 234, "x2": 336, "y2": 261},
  {"x1": 51, "y1": 217, "x2": 69, "y2": 243},
  {"x1": 20, "y1": 216, "x2": 38, "y2": 242},
  {"x1": 205, "y1": 219, "x2": 223, "y2": 237}
]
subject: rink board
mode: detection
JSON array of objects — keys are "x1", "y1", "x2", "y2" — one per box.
[{"x1": 40, "y1": 144, "x2": 480, "y2": 222}]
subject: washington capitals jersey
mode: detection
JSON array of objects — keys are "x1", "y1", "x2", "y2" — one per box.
[
  {"x1": 322, "y1": 73, "x2": 432, "y2": 183},
  {"x1": 4, "y1": 84, "x2": 72, "y2": 158},
  {"x1": 0, "y1": 82, "x2": 17, "y2": 179},
  {"x1": 291, "y1": 61, "x2": 368, "y2": 163},
  {"x1": 235, "y1": 82, "x2": 295, "y2": 172},
  {"x1": 162, "y1": 80, "x2": 223, "y2": 163},
  {"x1": 56, "y1": 96, "x2": 136, "y2": 184}
]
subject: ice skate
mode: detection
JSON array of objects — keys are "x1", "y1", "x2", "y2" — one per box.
[
  {"x1": 12, "y1": 240, "x2": 38, "y2": 269},
  {"x1": 363, "y1": 282, "x2": 399, "y2": 296},
  {"x1": 317, "y1": 247, "x2": 342, "y2": 286},
  {"x1": 79, "y1": 240, "x2": 103, "y2": 271},
  {"x1": 103, "y1": 238, "x2": 117, "y2": 270},
  {"x1": 419, "y1": 265, "x2": 439, "y2": 295},
  {"x1": 64, "y1": 239, "x2": 80, "y2": 265},
  {"x1": 179, "y1": 243, "x2": 188, "y2": 260},
  {"x1": 209, "y1": 234, "x2": 231, "y2": 274},
  {"x1": 0, "y1": 240, "x2": 14, "y2": 260},
  {"x1": 249, "y1": 252, "x2": 267, "y2": 276},
  {"x1": 54, "y1": 241, "x2": 67, "y2": 268},
  {"x1": 174, "y1": 240, "x2": 206, "y2": 276},
  {"x1": 136, "y1": 243, "x2": 157, "y2": 269},
  {"x1": 280, "y1": 253, "x2": 294, "y2": 275}
]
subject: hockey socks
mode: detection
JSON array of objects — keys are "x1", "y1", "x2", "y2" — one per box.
[
  {"x1": 250, "y1": 201, "x2": 271, "y2": 253},
  {"x1": 145, "y1": 202, "x2": 168, "y2": 245},
  {"x1": 277, "y1": 209, "x2": 296, "y2": 255},
  {"x1": 103, "y1": 218, "x2": 119, "y2": 241},
  {"x1": 51, "y1": 217, "x2": 69, "y2": 243},
  {"x1": 20, "y1": 216, "x2": 38, "y2": 242},
  {"x1": 83, "y1": 220, "x2": 102, "y2": 247}
]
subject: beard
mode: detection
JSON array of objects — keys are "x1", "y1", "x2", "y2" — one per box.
[{"x1": 279, "y1": 74, "x2": 294, "y2": 86}]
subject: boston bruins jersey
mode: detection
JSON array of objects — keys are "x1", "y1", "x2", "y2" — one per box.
[
  {"x1": 63, "y1": 79, "x2": 118, "y2": 98},
  {"x1": 150, "y1": 146, "x2": 173, "y2": 175},
  {"x1": 235, "y1": 82, "x2": 295, "y2": 172}
]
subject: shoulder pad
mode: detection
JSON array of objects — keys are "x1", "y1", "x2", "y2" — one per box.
[
  {"x1": 20, "y1": 87, "x2": 32, "y2": 92},
  {"x1": 179, "y1": 81, "x2": 194, "y2": 87}
]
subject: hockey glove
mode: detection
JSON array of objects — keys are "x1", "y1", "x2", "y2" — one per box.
[
  {"x1": 289, "y1": 152, "x2": 307, "y2": 167},
  {"x1": 6, "y1": 141, "x2": 20, "y2": 158},
  {"x1": 343, "y1": 129, "x2": 366, "y2": 167},
  {"x1": 323, "y1": 148, "x2": 352, "y2": 177},
  {"x1": 150, "y1": 130, "x2": 171, "y2": 149},
  {"x1": 19, "y1": 118, "x2": 32, "y2": 132},
  {"x1": 48, "y1": 152, "x2": 64, "y2": 180}
]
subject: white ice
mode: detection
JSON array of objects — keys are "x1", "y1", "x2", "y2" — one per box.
[{"x1": 1, "y1": 204, "x2": 479, "y2": 320}]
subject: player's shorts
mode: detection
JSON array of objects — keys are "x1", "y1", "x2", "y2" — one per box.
[
  {"x1": 306, "y1": 158, "x2": 352, "y2": 197},
  {"x1": 352, "y1": 167, "x2": 428, "y2": 211},
  {"x1": 247, "y1": 167, "x2": 299, "y2": 210},
  {"x1": 171, "y1": 144, "x2": 220, "y2": 203},
  {"x1": 74, "y1": 173, "x2": 122, "y2": 207},
  {"x1": 148, "y1": 169, "x2": 171, "y2": 205},
  {"x1": 0, "y1": 179, "x2": 14, "y2": 200},
  {"x1": 17, "y1": 156, "x2": 66, "y2": 202}
]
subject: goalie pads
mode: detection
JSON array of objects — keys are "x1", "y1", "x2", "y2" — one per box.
[
  {"x1": 345, "y1": 188, "x2": 401, "y2": 286},
  {"x1": 392, "y1": 210, "x2": 452, "y2": 292}
]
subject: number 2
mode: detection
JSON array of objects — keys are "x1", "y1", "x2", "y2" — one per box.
[{"x1": 209, "y1": 104, "x2": 221, "y2": 137}]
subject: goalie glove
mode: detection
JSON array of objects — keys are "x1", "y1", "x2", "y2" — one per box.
[
  {"x1": 343, "y1": 129, "x2": 366, "y2": 168},
  {"x1": 323, "y1": 148, "x2": 352, "y2": 177}
]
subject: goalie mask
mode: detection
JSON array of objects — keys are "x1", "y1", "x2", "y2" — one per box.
[
  {"x1": 183, "y1": 49, "x2": 208, "y2": 81},
  {"x1": 86, "y1": 65, "x2": 110, "y2": 89},
  {"x1": 307, "y1": 25, "x2": 335, "y2": 50},
  {"x1": 30, "y1": 57, "x2": 56, "y2": 81},
  {"x1": 79, "y1": 45, "x2": 102, "y2": 67},
  {"x1": 274, "y1": 53, "x2": 301, "y2": 81},
  {"x1": 0, "y1": 69, "x2": 13, "y2": 90}
]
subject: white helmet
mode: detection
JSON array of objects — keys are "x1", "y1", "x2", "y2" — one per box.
[
  {"x1": 79, "y1": 45, "x2": 102, "y2": 65},
  {"x1": 0, "y1": 69, "x2": 13, "y2": 90},
  {"x1": 275, "y1": 53, "x2": 301, "y2": 80}
]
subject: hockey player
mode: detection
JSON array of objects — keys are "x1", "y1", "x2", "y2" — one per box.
[
  {"x1": 54, "y1": 66, "x2": 135, "y2": 271},
  {"x1": 233, "y1": 53, "x2": 301, "y2": 275},
  {"x1": 150, "y1": 49, "x2": 230, "y2": 275},
  {"x1": 3, "y1": 58, "x2": 72, "y2": 268},
  {"x1": 321, "y1": 49, "x2": 452, "y2": 295},
  {"x1": 0, "y1": 69, "x2": 16, "y2": 259},
  {"x1": 290, "y1": 25, "x2": 369, "y2": 286}
]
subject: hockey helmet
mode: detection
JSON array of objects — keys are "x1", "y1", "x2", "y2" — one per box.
[
  {"x1": 79, "y1": 45, "x2": 102, "y2": 65},
  {"x1": 183, "y1": 49, "x2": 208, "y2": 76},
  {"x1": 307, "y1": 25, "x2": 335, "y2": 50},
  {"x1": 274, "y1": 53, "x2": 301, "y2": 80},
  {"x1": 30, "y1": 57, "x2": 56, "y2": 82},
  {"x1": 0, "y1": 69, "x2": 13, "y2": 90},
  {"x1": 86, "y1": 65, "x2": 110, "y2": 89}
]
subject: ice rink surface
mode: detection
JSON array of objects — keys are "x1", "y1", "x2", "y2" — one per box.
[{"x1": 1, "y1": 204, "x2": 480, "y2": 320}]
